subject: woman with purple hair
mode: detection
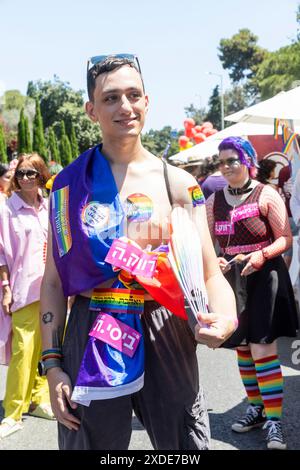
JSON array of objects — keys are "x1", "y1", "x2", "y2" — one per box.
[{"x1": 206, "y1": 136, "x2": 298, "y2": 450}]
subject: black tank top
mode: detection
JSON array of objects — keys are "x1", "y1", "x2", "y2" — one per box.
[{"x1": 162, "y1": 159, "x2": 174, "y2": 207}]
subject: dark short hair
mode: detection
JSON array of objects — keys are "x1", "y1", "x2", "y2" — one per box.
[
  {"x1": 0, "y1": 163, "x2": 9, "y2": 178},
  {"x1": 10, "y1": 153, "x2": 51, "y2": 192},
  {"x1": 87, "y1": 56, "x2": 143, "y2": 101},
  {"x1": 256, "y1": 159, "x2": 277, "y2": 184}
]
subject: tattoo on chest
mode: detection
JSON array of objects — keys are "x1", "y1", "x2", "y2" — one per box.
[
  {"x1": 42, "y1": 311, "x2": 54, "y2": 324},
  {"x1": 124, "y1": 193, "x2": 153, "y2": 222}
]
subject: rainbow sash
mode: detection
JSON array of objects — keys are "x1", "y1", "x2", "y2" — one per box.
[
  {"x1": 50, "y1": 145, "x2": 124, "y2": 296},
  {"x1": 51, "y1": 145, "x2": 187, "y2": 404},
  {"x1": 71, "y1": 278, "x2": 145, "y2": 405}
]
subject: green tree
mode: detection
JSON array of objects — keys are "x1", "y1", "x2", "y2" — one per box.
[
  {"x1": 59, "y1": 121, "x2": 72, "y2": 167},
  {"x1": 224, "y1": 85, "x2": 250, "y2": 115},
  {"x1": 0, "y1": 124, "x2": 8, "y2": 163},
  {"x1": 48, "y1": 127, "x2": 61, "y2": 164},
  {"x1": 33, "y1": 99, "x2": 47, "y2": 160},
  {"x1": 54, "y1": 102, "x2": 101, "y2": 152},
  {"x1": 184, "y1": 104, "x2": 207, "y2": 124},
  {"x1": 27, "y1": 76, "x2": 84, "y2": 129},
  {"x1": 142, "y1": 126, "x2": 179, "y2": 157},
  {"x1": 27, "y1": 77, "x2": 101, "y2": 153},
  {"x1": 3, "y1": 90, "x2": 26, "y2": 111},
  {"x1": 254, "y1": 42, "x2": 300, "y2": 99},
  {"x1": 205, "y1": 85, "x2": 222, "y2": 130},
  {"x1": 218, "y1": 29, "x2": 267, "y2": 97},
  {"x1": 17, "y1": 108, "x2": 27, "y2": 154},
  {"x1": 24, "y1": 115, "x2": 32, "y2": 153},
  {"x1": 0, "y1": 92, "x2": 35, "y2": 143},
  {"x1": 184, "y1": 83, "x2": 250, "y2": 133},
  {"x1": 70, "y1": 123, "x2": 79, "y2": 159}
]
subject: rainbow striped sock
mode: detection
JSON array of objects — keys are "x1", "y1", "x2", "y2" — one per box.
[
  {"x1": 237, "y1": 349, "x2": 263, "y2": 406},
  {"x1": 254, "y1": 355, "x2": 283, "y2": 421}
]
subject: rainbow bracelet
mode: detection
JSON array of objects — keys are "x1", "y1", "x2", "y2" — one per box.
[{"x1": 41, "y1": 348, "x2": 63, "y2": 361}]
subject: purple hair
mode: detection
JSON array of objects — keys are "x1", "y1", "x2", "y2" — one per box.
[{"x1": 218, "y1": 136, "x2": 258, "y2": 178}]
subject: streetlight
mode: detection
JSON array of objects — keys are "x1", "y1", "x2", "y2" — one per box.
[{"x1": 206, "y1": 72, "x2": 224, "y2": 130}]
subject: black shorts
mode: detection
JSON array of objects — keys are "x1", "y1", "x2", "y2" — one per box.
[{"x1": 58, "y1": 296, "x2": 210, "y2": 450}]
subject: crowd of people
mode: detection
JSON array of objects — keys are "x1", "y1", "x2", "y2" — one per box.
[{"x1": 0, "y1": 54, "x2": 299, "y2": 452}]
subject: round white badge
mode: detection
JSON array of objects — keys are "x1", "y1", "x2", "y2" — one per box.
[{"x1": 81, "y1": 202, "x2": 109, "y2": 228}]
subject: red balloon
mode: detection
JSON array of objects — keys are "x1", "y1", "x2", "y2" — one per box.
[
  {"x1": 204, "y1": 128, "x2": 218, "y2": 137},
  {"x1": 185, "y1": 127, "x2": 194, "y2": 138},
  {"x1": 190, "y1": 127, "x2": 197, "y2": 138},
  {"x1": 194, "y1": 132, "x2": 206, "y2": 144},
  {"x1": 184, "y1": 118, "x2": 195, "y2": 129},
  {"x1": 201, "y1": 121, "x2": 213, "y2": 129},
  {"x1": 178, "y1": 135, "x2": 189, "y2": 147}
]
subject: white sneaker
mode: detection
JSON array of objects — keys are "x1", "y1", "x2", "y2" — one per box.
[{"x1": 0, "y1": 418, "x2": 23, "y2": 439}]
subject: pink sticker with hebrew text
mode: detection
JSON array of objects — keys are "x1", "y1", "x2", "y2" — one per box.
[
  {"x1": 230, "y1": 203, "x2": 259, "y2": 224},
  {"x1": 89, "y1": 313, "x2": 141, "y2": 358},
  {"x1": 105, "y1": 238, "x2": 157, "y2": 278},
  {"x1": 215, "y1": 221, "x2": 235, "y2": 236}
]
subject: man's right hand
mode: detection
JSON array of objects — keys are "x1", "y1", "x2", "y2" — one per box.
[{"x1": 47, "y1": 368, "x2": 81, "y2": 431}]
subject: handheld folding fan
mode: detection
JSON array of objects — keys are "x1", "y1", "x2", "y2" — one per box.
[{"x1": 168, "y1": 207, "x2": 209, "y2": 328}]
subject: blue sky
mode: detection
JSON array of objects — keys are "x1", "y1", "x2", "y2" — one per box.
[{"x1": 0, "y1": 0, "x2": 299, "y2": 131}]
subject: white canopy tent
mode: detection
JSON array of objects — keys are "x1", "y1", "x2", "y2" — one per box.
[
  {"x1": 225, "y1": 86, "x2": 300, "y2": 182},
  {"x1": 170, "y1": 86, "x2": 300, "y2": 165},
  {"x1": 169, "y1": 121, "x2": 299, "y2": 164},
  {"x1": 225, "y1": 86, "x2": 300, "y2": 125}
]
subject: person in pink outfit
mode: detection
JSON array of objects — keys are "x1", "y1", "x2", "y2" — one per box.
[{"x1": 0, "y1": 153, "x2": 54, "y2": 440}]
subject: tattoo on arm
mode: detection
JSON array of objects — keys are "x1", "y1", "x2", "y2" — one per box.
[
  {"x1": 42, "y1": 311, "x2": 64, "y2": 348},
  {"x1": 42, "y1": 311, "x2": 54, "y2": 324}
]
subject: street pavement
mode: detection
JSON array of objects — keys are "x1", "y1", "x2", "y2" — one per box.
[{"x1": 0, "y1": 331, "x2": 299, "y2": 450}]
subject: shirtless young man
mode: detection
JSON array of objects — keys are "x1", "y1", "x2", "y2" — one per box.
[{"x1": 40, "y1": 55, "x2": 237, "y2": 450}]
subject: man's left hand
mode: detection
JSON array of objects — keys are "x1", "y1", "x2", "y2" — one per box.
[{"x1": 194, "y1": 312, "x2": 237, "y2": 349}]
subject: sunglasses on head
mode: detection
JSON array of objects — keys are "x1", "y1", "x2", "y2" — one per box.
[
  {"x1": 15, "y1": 169, "x2": 39, "y2": 180},
  {"x1": 87, "y1": 53, "x2": 142, "y2": 75},
  {"x1": 217, "y1": 157, "x2": 241, "y2": 168}
]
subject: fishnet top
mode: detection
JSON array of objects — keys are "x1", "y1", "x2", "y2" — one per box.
[{"x1": 206, "y1": 184, "x2": 292, "y2": 270}]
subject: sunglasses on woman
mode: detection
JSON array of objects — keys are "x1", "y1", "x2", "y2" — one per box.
[
  {"x1": 15, "y1": 169, "x2": 39, "y2": 180},
  {"x1": 217, "y1": 158, "x2": 241, "y2": 168}
]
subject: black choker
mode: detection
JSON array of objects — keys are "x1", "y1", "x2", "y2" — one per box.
[{"x1": 228, "y1": 179, "x2": 252, "y2": 195}]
